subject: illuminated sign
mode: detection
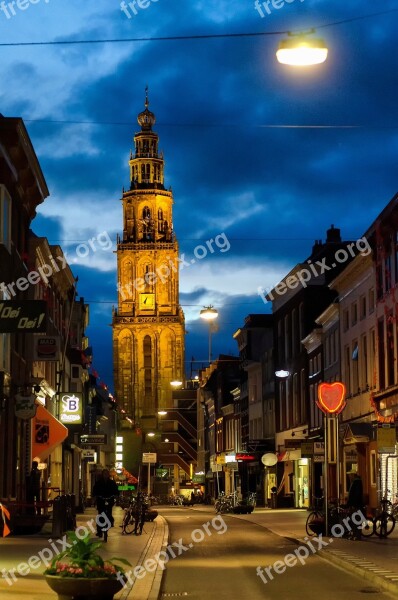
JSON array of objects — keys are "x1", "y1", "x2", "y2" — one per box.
[
  {"x1": 0, "y1": 301, "x2": 47, "y2": 333},
  {"x1": 317, "y1": 382, "x2": 346, "y2": 415},
  {"x1": 80, "y1": 434, "x2": 106, "y2": 445},
  {"x1": 235, "y1": 453, "x2": 255, "y2": 461},
  {"x1": 33, "y1": 336, "x2": 60, "y2": 361},
  {"x1": 60, "y1": 393, "x2": 83, "y2": 424}
]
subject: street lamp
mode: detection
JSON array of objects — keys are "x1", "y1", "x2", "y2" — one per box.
[
  {"x1": 276, "y1": 31, "x2": 328, "y2": 66},
  {"x1": 200, "y1": 305, "x2": 218, "y2": 363}
]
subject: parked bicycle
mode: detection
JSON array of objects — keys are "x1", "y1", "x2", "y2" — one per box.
[
  {"x1": 373, "y1": 496, "x2": 396, "y2": 538},
  {"x1": 215, "y1": 492, "x2": 238, "y2": 514}
]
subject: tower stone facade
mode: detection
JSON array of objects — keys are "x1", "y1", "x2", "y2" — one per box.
[{"x1": 113, "y1": 93, "x2": 185, "y2": 422}]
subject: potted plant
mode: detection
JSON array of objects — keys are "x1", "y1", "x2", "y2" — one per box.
[{"x1": 44, "y1": 530, "x2": 131, "y2": 600}]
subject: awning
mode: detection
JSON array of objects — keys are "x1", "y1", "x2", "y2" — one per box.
[{"x1": 31, "y1": 404, "x2": 68, "y2": 461}]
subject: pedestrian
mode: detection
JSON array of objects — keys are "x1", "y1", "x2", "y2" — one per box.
[
  {"x1": 190, "y1": 491, "x2": 196, "y2": 505},
  {"x1": 347, "y1": 471, "x2": 364, "y2": 540},
  {"x1": 92, "y1": 469, "x2": 119, "y2": 537},
  {"x1": 26, "y1": 461, "x2": 41, "y2": 515}
]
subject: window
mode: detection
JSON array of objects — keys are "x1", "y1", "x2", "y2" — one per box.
[
  {"x1": 387, "y1": 314, "x2": 394, "y2": 386},
  {"x1": 369, "y1": 288, "x2": 375, "y2": 313},
  {"x1": 343, "y1": 309, "x2": 349, "y2": 332},
  {"x1": 345, "y1": 346, "x2": 351, "y2": 394},
  {"x1": 361, "y1": 335, "x2": 368, "y2": 388},
  {"x1": 0, "y1": 185, "x2": 11, "y2": 253},
  {"x1": 378, "y1": 319, "x2": 385, "y2": 390},
  {"x1": 143, "y1": 335, "x2": 152, "y2": 398},
  {"x1": 352, "y1": 341, "x2": 359, "y2": 393},
  {"x1": 351, "y1": 302, "x2": 358, "y2": 327},
  {"x1": 385, "y1": 254, "x2": 392, "y2": 292},
  {"x1": 360, "y1": 295, "x2": 366, "y2": 320}
]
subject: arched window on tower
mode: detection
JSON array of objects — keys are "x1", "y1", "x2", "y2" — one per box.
[
  {"x1": 158, "y1": 208, "x2": 164, "y2": 233},
  {"x1": 143, "y1": 335, "x2": 152, "y2": 399},
  {"x1": 143, "y1": 206, "x2": 151, "y2": 220}
]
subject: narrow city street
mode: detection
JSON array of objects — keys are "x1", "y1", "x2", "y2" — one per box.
[{"x1": 160, "y1": 508, "x2": 394, "y2": 600}]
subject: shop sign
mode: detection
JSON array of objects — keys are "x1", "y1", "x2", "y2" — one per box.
[
  {"x1": 317, "y1": 382, "x2": 347, "y2": 415},
  {"x1": 301, "y1": 442, "x2": 314, "y2": 458},
  {"x1": 314, "y1": 442, "x2": 325, "y2": 454},
  {"x1": 60, "y1": 393, "x2": 83, "y2": 425},
  {"x1": 81, "y1": 449, "x2": 96, "y2": 462},
  {"x1": 33, "y1": 336, "x2": 60, "y2": 361},
  {"x1": 313, "y1": 455, "x2": 325, "y2": 462},
  {"x1": 235, "y1": 453, "x2": 256, "y2": 461},
  {"x1": 80, "y1": 434, "x2": 107, "y2": 445},
  {"x1": 377, "y1": 427, "x2": 396, "y2": 453},
  {"x1": 0, "y1": 301, "x2": 47, "y2": 333},
  {"x1": 192, "y1": 474, "x2": 205, "y2": 483},
  {"x1": 15, "y1": 393, "x2": 37, "y2": 419}
]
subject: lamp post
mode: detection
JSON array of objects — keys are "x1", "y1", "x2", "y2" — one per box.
[{"x1": 200, "y1": 306, "x2": 218, "y2": 364}]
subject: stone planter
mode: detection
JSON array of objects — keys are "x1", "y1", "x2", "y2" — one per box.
[{"x1": 44, "y1": 575, "x2": 123, "y2": 600}]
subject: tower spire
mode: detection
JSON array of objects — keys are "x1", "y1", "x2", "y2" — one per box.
[{"x1": 145, "y1": 85, "x2": 149, "y2": 109}]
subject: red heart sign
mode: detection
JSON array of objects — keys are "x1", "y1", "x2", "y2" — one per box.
[{"x1": 317, "y1": 382, "x2": 346, "y2": 414}]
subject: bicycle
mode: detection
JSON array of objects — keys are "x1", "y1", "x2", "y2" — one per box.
[
  {"x1": 373, "y1": 497, "x2": 396, "y2": 538},
  {"x1": 97, "y1": 495, "x2": 116, "y2": 542},
  {"x1": 121, "y1": 497, "x2": 137, "y2": 535}
]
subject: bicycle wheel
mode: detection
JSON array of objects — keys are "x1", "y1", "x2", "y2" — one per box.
[
  {"x1": 214, "y1": 501, "x2": 221, "y2": 513},
  {"x1": 359, "y1": 516, "x2": 375, "y2": 537},
  {"x1": 374, "y1": 512, "x2": 395, "y2": 537},
  {"x1": 123, "y1": 511, "x2": 135, "y2": 535},
  {"x1": 220, "y1": 501, "x2": 232, "y2": 514},
  {"x1": 306, "y1": 511, "x2": 324, "y2": 537}
]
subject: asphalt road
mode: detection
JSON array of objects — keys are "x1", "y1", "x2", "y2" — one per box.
[{"x1": 159, "y1": 508, "x2": 393, "y2": 600}]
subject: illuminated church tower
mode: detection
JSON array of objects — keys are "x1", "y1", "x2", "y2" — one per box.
[{"x1": 112, "y1": 91, "x2": 185, "y2": 422}]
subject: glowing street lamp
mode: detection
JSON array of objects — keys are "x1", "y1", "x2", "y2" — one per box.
[
  {"x1": 170, "y1": 380, "x2": 183, "y2": 388},
  {"x1": 200, "y1": 305, "x2": 218, "y2": 363},
  {"x1": 277, "y1": 31, "x2": 328, "y2": 66}
]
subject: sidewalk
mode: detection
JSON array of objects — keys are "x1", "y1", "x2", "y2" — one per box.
[
  {"x1": 0, "y1": 506, "x2": 168, "y2": 600},
  {"x1": 190, "y1": 504, "x2": 398, "y2": 595}
]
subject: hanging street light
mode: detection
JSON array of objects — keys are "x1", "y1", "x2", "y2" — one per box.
[{"x1": 277, "y1": 30, "x2": 328, "y2": 66}]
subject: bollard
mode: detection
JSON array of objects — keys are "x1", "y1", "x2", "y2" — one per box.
[{"x1": 52, "y1": 496, "x2": 62, "y2": 538}]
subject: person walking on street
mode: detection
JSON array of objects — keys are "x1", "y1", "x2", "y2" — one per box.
[
  {"x1": 26, "y1": 461, "x2": 41, "y2": 515},
  {"x1": 92, "y1": 469, "x2": 119, "y2": 537},
  {"x1": 347, "y1": 471, "x2": 364, "y2": 540}
]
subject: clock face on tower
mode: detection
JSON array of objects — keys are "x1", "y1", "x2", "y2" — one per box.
[{"x1": 139, "y1": 293, "x2": 155, "y2": 309}]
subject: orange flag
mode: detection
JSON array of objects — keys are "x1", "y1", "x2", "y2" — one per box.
[{"x1": 0, "y1": 503, "x2": 11, "y2": 537}]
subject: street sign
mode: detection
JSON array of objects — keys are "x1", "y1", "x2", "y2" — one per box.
[{"x1": 142, "y1": 452, "x2": 157, "y2": 463}]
